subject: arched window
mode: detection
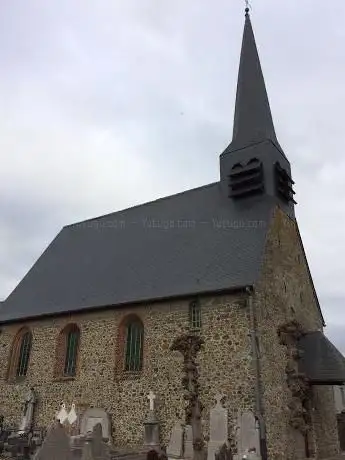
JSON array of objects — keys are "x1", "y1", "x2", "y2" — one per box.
[
  {"x1": 116, "y1": 315, "x2": 144, "y2": 374},
  {"x1": 8, "y1": 328, "x2": 32, "y2": 381},
  {"x1": 54, "y1": 324, "x2": 80, "y2": 378},
  {"x1": 189, "y1": 299, "x2": 201, "y2": 330}
]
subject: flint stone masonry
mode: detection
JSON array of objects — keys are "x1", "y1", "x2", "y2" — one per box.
[
  {"x1": 0, "y1": 207, "x2": 340, "y2": 459},
  {"x1": 0, "y1": 293, "x2": 253, "y2": 450},
  {"x1": 254, "y1": 207, "x2": 339, "y2": 459}
]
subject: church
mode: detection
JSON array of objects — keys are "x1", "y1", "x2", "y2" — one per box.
[{"x1": 1, "y1": 8, "x2": 345, "y2": 460}]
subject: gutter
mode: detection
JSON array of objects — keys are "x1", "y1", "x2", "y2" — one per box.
[
  {"x1": 246, "y1": 286, "x2": 268, "y2": 460},
  {"x1": 0, "y1": 286, "x2": 248, "y2": 326}
]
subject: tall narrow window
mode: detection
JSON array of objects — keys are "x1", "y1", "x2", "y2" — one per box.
[
  {"x1": 7, "y1": 328, "x2": 33, "y2": 381},
  {"x1": 124, "y1": 320, "x2": 143, "y2": 372},
  {"x1": 16, "y1": 331, "x2": 32, "y2": 377},
  {"x1": 189, "y1": 300, "x2": 201, "y2": 330},
  {"x1": 54, "y1": 324, "x2": 80, "y2": 379},
  {"x1": 64, "y1": 328, "x2": 79, "y2": 376}
]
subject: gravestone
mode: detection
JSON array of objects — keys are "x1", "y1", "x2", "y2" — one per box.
[
  {"x1": 4, "y1": 389, "x2": 38, "y2": 458},
  {"x1": 144, "y1": 391, "x2": 160, "y2": 451},
  {"x1": 81, "y1": 423, "x2": 111, "y2": 460},
  {"x1": 234, "y1": 412, "x2": 260, "y2": 460},
  {"x1": 33, "y1": 420, "x2": 73, "y2": 460},
  {"x1": 147, "y1": 449, "x2": 159, "y2": 460},
  {"x1": 80, "y1": 408, "x2": 112, "y2": 444},
  {"x1": 166, "y1": 422, "x2": 184, "y2": 459},
  {"x1": 207, "y1": 394, "x2": 228, "y2": 460},
  {"x1": 184, "y1": 425, "x2": 193, "y2": 460},
  {"x1": 215, "y1": 443, "x2": 232, "y2": 460},
  {"x1": 18, "y1": 387, "x2": 37, "y2": 433}
]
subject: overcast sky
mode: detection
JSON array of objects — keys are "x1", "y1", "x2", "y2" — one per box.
[{"x1": 1, "y1": 0, "x2": 344, "y2": 350}]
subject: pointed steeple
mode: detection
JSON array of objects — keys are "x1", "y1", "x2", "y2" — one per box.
[
  {"x1": 229, "y1": 8, "x2": 282, "y2": 153},
  {"x1": 219, "y1": 8, "x2": 296, "y2": 217}
]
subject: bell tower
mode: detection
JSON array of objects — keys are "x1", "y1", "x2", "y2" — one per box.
[{"x1": 220, "y1": 8, "x2": 296, "y2": 217}]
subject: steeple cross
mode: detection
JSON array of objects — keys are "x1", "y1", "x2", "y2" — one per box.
[{"x1": 147, "y1": 391, "x2": 156, "y2": 411}]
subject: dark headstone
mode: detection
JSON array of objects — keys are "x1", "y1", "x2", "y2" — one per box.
[
  {"x1": 214, "y1": 443, "x2": 232, "y2": 460},
  {"x1": 33, "y1": 420, "x2": 73, "y2": 460},
  {"x1": 337, "y1": 412, "x2": 345, "y2": 452},
  {"x1": 81, "y1": 423, "x2": 110, "y2": 460},
  {"x1": 147, "y1": 449, "x2": 159, "y2": 460},
  {"x1": 3, "y1": 431, "x2": 34, "y2": 459}
]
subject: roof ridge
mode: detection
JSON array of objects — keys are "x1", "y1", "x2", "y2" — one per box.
[{"x1": 65, "y1": 182, "x2": 219, "y2": 228}]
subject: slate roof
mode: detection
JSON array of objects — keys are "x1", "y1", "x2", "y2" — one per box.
[
  {"x1": 0, "y1": 183, "x2": 275, "y2": 323},
  {"x1": 299, "y1": 331, "x2": 345, "y2": 384}
]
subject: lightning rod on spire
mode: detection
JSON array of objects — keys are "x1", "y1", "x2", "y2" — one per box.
[{"x1": 245, "y1": 0, "x2": 252, "y2": 16}]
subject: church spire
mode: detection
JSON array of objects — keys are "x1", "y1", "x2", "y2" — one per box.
[
  {"x1": 219, "y1": 8, "x2": 296, "y2": 216},
  {"x1": 229, "y1": 8, "x2": 281, "y2": 152}
]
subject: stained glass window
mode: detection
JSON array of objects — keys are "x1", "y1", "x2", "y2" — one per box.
[
  {"x1": 189, "y1": 300, "x2": 201, "y2": 330},
  {"x1": 124, "y1": 321, "x2": 143, "y2": 371},
  {"x1": 16, "y1": 331, "x2": 32, "y2": 377},
  {"x1": 64, "y1": 328, "x2": 79, "y2": 377}
]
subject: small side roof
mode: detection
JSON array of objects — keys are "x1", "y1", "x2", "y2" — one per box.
[{"x1": 299, "y1": 331, "x2": 345, "y2": 385}]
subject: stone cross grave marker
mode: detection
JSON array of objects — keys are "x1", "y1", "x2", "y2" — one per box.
[
  {"x1": 144, "y1": 394, "x2": 160, "y2": 451},
  {"x1": 207, "y1": 394, "x2": 228, "y2": 460},
  {"x1": 33, "y1": 420, "x2": 73, "y2": 460},
  {"x1": 81, "y1": 423, "x2": 111, "y2": 460},
  {"x1": 235, "y1": 411, "x2": 260, "y2": 459},
  {"x1": 166, "y1": 421, "x2": 184, "y2": 459},
  {"x1": 18, "y1": 387, "x2": 37, "y2": 433},
  {"x1": 147, "y1": 391, "x2": 156, "y2": 412}
]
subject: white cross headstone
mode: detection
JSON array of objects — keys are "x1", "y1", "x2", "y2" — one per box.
[{"x1": 147, "y1": 391, "x2": 156, "y2": 412}]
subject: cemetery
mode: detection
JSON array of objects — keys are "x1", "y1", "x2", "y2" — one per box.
[{"x1": 0, "y1": 334, "x2": 263, "y2": 460}]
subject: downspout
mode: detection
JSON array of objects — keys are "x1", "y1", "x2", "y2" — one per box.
[{"x1": 246, "y1": 286, "x2": 268, "y2": 460}]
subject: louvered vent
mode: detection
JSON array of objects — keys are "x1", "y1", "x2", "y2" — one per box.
[
  {"x1": 229, "y1": 158, "x2": 264, "y2": 199},
  {"x1": 275, "y1": 162, "x2": 297, "y2": 204}
]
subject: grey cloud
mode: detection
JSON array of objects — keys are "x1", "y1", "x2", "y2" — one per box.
[{"x1": 0, "y1": 0, "x2": 345, "y2": 354}]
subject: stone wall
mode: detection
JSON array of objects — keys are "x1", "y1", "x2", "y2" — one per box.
[
  {"x1": 255, "y1": 206, "x2": 338, "y2": 459},
  {"x1": 0, "y1": 294, "x2": 254, "y2": 449}
]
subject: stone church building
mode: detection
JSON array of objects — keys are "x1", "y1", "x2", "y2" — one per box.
[{"x1": 1, "y1": 9, "x2": 345, "y2": 460}]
